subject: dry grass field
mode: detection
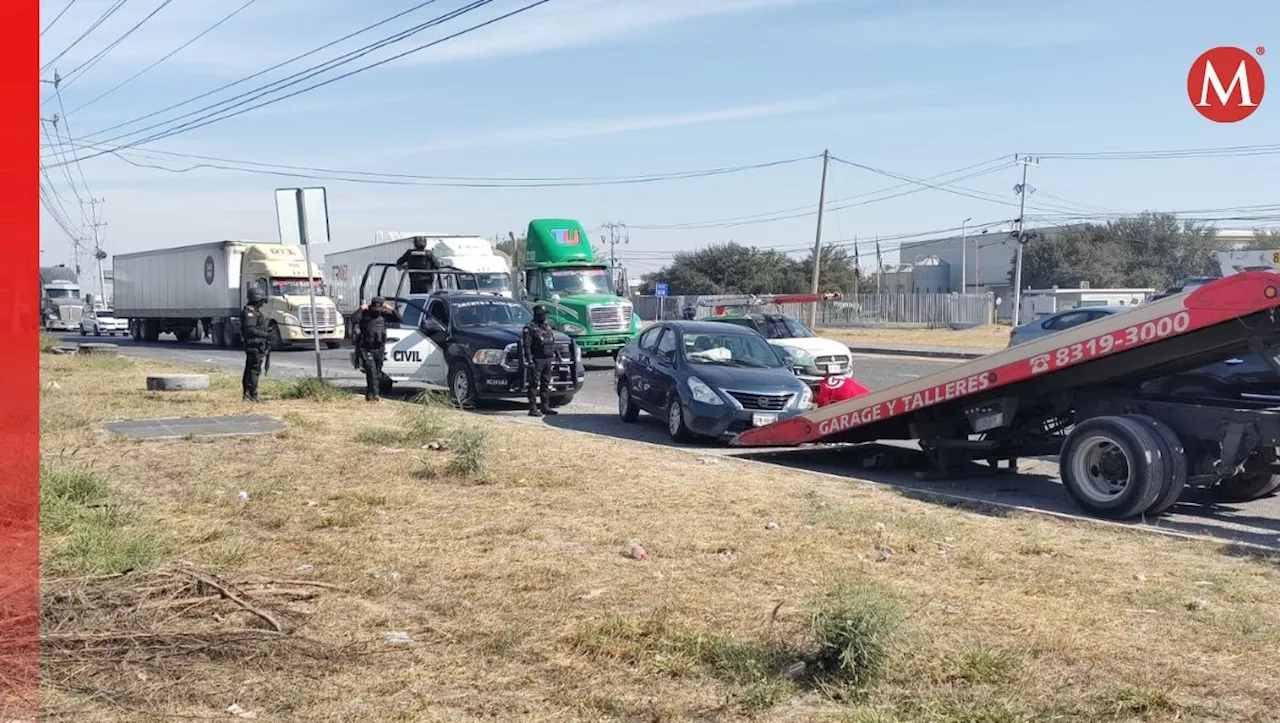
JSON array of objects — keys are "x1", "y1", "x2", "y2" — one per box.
[
  {"x1": 815, "y1": 325, "x2": 1010, "y2": 352},
  {"x1": 35, "y1": 347, "x2": 1280, "y2": 722}
]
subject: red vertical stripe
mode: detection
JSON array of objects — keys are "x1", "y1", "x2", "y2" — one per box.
[{"x1": 0, "y1": 0, "x2": 40, "y2": 716}]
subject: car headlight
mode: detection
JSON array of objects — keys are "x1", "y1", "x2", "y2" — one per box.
[
  {"x1": 783, "y1": 345, "x2": 813, "y2": 365},
  {"x1": 472, "y1": 348, "x2": 507, "y2": 365},
  {"x1": 687, "y1": 376, "x2": 723, "y2": 405},
  {"x1": 562, "y1": 323, "x2": 586, "y2": 335},
  {"x1": 799, "y1": 385, "x2": 814, "y2": 408}
]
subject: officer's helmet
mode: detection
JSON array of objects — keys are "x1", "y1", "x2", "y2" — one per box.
[
  {"x1": 532, "y1": 304, "x2": 547, "y2": 321},
  {"x1": 247, "y1": 288, "x2": 266, "y2": 304},
  {"x1": 371, "y1": 296, "x2": 385, "y2": 307}
]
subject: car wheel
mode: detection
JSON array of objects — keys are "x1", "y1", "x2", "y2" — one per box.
[
  {"x1": 79, "y1": 328, "x2": 86, "y2": 336},
  {"x1": 617, "y1": 379, "x2": 639, "y2": 422},
  {"x1": 1216, "y1": 471, "x2": 1280, "y2": 501},
  {"x1": 448, "y1": 362, "x2": 477, "y2": 409},
  {"x1": 666, "y1": 396, "x2": 694, "y2": 443},
  {"x1": 550, "y1": 393, "x2": 574, "y2": 407}
]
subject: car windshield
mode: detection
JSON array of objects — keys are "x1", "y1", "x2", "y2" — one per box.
[
  {"x1": 271, "y1": 277, "x2": 326, "y2": 296},
  {"x1": 450, "y1": 299, "x2": 533, "y2": 327},
  {"x1": 682, "y1": 331, "x2": 784, "y2": 369},
  {"x1": 760, "y1": 316, "x2": 814, "y2": 339},
  {"x1": 544, "y1": 269, "x2": 612, "y2": 295}
]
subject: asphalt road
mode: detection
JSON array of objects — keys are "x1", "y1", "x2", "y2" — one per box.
[{"x1": 53, "y1": 331, "x2": 1280, "y2": 550}]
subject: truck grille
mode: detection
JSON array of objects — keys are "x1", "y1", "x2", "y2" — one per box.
[
  {"x1": 588, "y1": 303, "x2": 631, "y2": 332},
  {"x1": 814, "y1": 354, "x2": 851, "y2": 372},
  {"x1": 726, "y1": 390, "x2": 793, "y2": 411},
  {"x1": 297, "y1": 305, "x2": 338, "y2": 332},
  {"x1": 58, "y1": 306, "x2": 83, "y2": 322}
]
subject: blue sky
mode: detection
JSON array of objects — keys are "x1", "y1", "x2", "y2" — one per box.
[{"x1": 38, "y1": 0, "x2": 1279, "y2": 276}]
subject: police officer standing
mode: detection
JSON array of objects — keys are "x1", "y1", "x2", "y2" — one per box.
[
  {"x1": 352, "y1": 297, "x2": 401, "y2": 402},
  {"x1": 240, "y1": 288, "x2": 271, "y2": 401},
  {"x1": 521, "y1": 304, "x2": 558, "y2": 417},
  {"x1": 395, "y1": 237, "x2": 439, "y2": 294}
]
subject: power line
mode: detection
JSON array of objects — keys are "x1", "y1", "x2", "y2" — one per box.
[
  {"x1": 40, "y1": 0, "x2": 80, "y2": 37},
  {"x1": 66, "y1": 0, "x2": 553, "y2": 158},
  {"x1": 64, "y1": 0, "x2": 261, "y2": 116},
  {"x1": 41, "y1": 0, "x2": 130, "y2": 74},
  {"x1": 54, "y1": 138, "x2": 818, "y2": 186},
  {"x1": 69, "y1": 0, "x2": 457, "y2": 143},
  {"x1": 51, "y1": 0, "x2": 179, "y2": 97},
  {"x1": 1030, "y1": 143, "x2": 1280, "y2": 160}
]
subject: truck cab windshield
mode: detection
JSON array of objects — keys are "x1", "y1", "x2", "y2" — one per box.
[
  {"x1": 457, "y1": 273, "x2": 511, "y2": 292},
  {"x1": 45, "y1": 288, "x2": 79, "y2": 299},
  {"x1": 271, "y1": 277, "x2": 325, "y2": 297},
  {"x1": 544, "y1": 268, "x2": 612, "y2": 295}
]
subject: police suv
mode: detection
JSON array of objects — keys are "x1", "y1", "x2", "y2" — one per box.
[{"x1": 353, "y1": 290, "x2": 585, "y2": 407}]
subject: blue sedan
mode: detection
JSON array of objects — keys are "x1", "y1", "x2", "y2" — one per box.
[{"x1": 614, "y1": 321, "x2": 814, "y2": 443}]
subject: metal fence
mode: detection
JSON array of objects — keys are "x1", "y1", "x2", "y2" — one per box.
[{"x1": 631, "y1": 292, "x2": 995, "y2": 329}]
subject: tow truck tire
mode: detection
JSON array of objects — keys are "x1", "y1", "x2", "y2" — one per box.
[
  {"x1": 1059, "y1": 416, "x2": 1165, "y2": 520},
  {"x1": 666, "y1": 396, "x2": 694, "y2": 444},
  {"x1": 550, "y1": 393, "x2": 574, "y2": 408},
  {"x1": 1216, "y1": 471, "x2": 1280, "y2": 501},
  {"x1": 447, "y1": 362, "x2": 476, "y2": 409},
  {"x1": 617, "y1": 379, "x2": 640, "y2": 422},
  {"x1": 1128, "y1": 414, "x2": 1188, "y2": 516}
]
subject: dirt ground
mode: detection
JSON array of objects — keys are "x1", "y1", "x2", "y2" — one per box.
[
  {"x1": 35, "y1": 350, "x2": 1280, "y2": 722},
  {"x1": 816, "y1": 325, "x2": 1010, "y2": 351}
]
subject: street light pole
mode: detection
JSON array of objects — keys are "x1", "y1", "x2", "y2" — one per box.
[{"x1": 960, "y1": 217, "x2": 971, "y2": 293}]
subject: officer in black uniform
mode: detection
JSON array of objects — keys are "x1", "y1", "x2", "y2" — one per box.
[
  {"x1": 521, "y1": 304, "x2": 558, "y2": 417},
  {"x1": 352, "y1": 297, "x2": 402, "y2": 402},
  {"x1": 240, "y1": 288, "x2": 271, "y2": 401},
  {"x1": 395, "y1": 237, "x2": 439, "y2": 294},
  {"x1": 682, "y1": 304, "x2": 696, "y2": 320}
]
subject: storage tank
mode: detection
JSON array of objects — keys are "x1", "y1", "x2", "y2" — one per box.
[{"x1": 909, "y1": 255, "x2": 952, "y2": 294}]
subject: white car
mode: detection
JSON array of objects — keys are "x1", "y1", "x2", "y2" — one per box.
[
  {"x1": 80, "y1": 309, "x2": 129, "y2": 337},
  {"x1": 700, "y1": 312, "x2": 853, "y2": 388}
]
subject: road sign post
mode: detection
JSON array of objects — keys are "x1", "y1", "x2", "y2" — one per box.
[
  {"x1": 274, "y1": 187, "x2": 331, "y2": 379},
  {"x1": 654, "y1": 283, "x2": 668, "y2": 320}
]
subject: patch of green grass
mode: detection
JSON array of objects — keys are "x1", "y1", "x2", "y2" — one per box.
[
  {"x1": 279, "y1": 377, "x2": 345, "y2": 400},
  {"x1": 445, "y1": 424, "x2": 490, "y2": 479},
  {"x1": 41, "y1": 466, "x2": 168, "y2": 575},
  {"x1": 72, "y1": 353, "x2": 132, "y2": 371},
  {"x1": 40, "y1": 333, "x2": 62, "y2": 353},
  {"x1": 354, "y1": 427, "x2": 407, "y2": 446},
  {"x1": 355, "y1": 401, "x2": 453, "y2": 447},
  {"x1": 805, "y1": 581, "x2": 903, "y2": 694},
  {"x1": 941, "y1": 648, "x2": 1021, "y2": 685},
  {"x1": 1103, "y1": 684, "x2": 1180, "y2": 719}
]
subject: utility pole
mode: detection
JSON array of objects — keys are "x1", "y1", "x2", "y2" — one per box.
[
  {"x1": 808, "y1": 149, "x2": 830, "y2": 326},
  {"x1": 960, "y1": 217, "x2": 971, "y2": 293},
  {"x1": 600, "y1": 221, "x2": 629, "y2": 268},
  {"x1": 82, "y1": 198, "x2": 107, "y2": 305},
  {"x1": 1011, "y1": 155, "x2": 1038, "y2": 325}
]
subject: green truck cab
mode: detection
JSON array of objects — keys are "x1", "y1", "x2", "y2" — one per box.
[{"x1": 520, "y1": 218, "x2": 639, "y2": 357}]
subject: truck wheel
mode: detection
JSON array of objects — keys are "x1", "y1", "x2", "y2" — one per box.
[
  {"x1": 269, "y1": 323, "x2": 286, "y2": 351},
  {"x1": 550, "y1": 392, "x2": 574, "y2": 408},
  {"x1": 220, "y1": 323, "x2": 236, "y2": 348},
  {"x1": 447, "y1": 362, "x2": 476, "y2": 409},
  {"x1": 325, "y1": 341, "x2": 342, "y2": 350},
  {"x1": 617, "y1": 378, "x2": 640, "y2": 422},
  {"x1": 1216, "y1": 471, "x2": 1280, "y2": 501},
  {"x1": 666, "y1": 396, "x2": 694, "y2": 443},
  {"x1": 1059, "y1": 416, "x2": 1165, "y2": 520},
  {"x1": 1127, "y1": 414, "x2": 1188, "y2": 515},
  {"x1": 143, "y1": 320, "x2": 160, "y2": 343}
]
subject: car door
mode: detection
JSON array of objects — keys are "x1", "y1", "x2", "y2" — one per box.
[
  {"x1": 623, "y1": 326, "x2": 661, "y2": 411},
  {"x1": 646, "y1": 327, "x2": 680, "y2": 408},
  {"x1": 380, "y1": 300, "x2": 447, "y2": 386}
]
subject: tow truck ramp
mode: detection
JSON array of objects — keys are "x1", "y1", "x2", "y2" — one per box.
[{"x1": 733, "y1": 272, "x2": 1280, "y2": 520}]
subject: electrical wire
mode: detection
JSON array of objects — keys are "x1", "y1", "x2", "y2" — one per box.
[
  {"x1": 41, "y1": 0, "x2": 130, "y2": 74},
  {"x1": 51, "y1": 0, "x2": 180, "y2": 97},
  {"x1": 64, "y1": 0, "x2": 260, "y2": 116},
  {"x1": 64, "y1": 0, "x2": 552, "y2": 160},
  {"x1": 1030, "y1": 144, "x2": 1280, "y2": 160},
  {"x1": 40, "y1": 0, "x2": 79, "y2": 37},
  {"x1": 73, "y1": 0, "x2": 454, "y2": 142}
]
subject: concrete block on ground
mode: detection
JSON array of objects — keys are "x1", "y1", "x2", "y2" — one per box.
[{"x1": 146, "y1": 374, "x2": 211, "y2": 392}]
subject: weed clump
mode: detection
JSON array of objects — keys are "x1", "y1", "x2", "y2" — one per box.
[
  {"x1": 279, "y1": 377, "x2": 344, "y2": 400},
  {"x1": 445, "y1": 424, "x2": 490, "y2": 479},
  {"x1": 40, "y1": 466, "x2": 167, "y2": 575},
  {"x1": 804, "y1": 582, "x2": 903, "y2": 693}
]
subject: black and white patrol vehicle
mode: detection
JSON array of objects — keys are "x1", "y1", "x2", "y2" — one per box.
[{"x1": 351, "y1": 264, "x2": 584, "y2": 406}]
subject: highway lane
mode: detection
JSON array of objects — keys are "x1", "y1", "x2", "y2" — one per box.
[{"x1": 51, "y1": 332, "x2": 1280, "y2": 550}]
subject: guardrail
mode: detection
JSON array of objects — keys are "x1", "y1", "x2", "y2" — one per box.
[{"x1": 632, "y1": 292, "x2": 995, "y2": 329}]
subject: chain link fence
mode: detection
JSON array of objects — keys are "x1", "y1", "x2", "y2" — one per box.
[{"x1": 631, "y1": 293, "x2": 994, "y2": 329}]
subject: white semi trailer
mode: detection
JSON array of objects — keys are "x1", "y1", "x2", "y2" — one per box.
[{"x1": 113, "y1": 240, "x2": 345, "y2": 349}]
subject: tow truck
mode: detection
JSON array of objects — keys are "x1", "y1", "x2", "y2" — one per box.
[
  {"x1": 352, "y1": 263, "x2": 584, "y2": 405},
  {"x1": 732, "y1": 272, "x2": 1280, "y2": 520}
]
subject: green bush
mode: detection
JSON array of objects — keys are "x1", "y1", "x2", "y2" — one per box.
[
  {"x1": 446, "y1": 424, "x2": 490, "y2": 479},
  {"x1": 806, "y1": 582, "x2": 903, "y2": 692}
]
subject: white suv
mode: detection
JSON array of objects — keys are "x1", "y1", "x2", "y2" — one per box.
[{"x1": 80, "y1": 309, "x2": 129, "y2": 336}]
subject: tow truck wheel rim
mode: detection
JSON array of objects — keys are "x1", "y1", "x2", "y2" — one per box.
[{"x1": 1072, "y1": 435, "x2": 1133, "y2": 503}]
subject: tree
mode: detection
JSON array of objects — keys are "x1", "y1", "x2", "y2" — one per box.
[
  {"x1": 1247, "y1": 229, "x2": 1280, "y2": 249},
  {"x1": 797, "y1": 245, "x2": 863, "y2": 294},
  {"x1": 637, "y1": 242, "x2": 862, "y2": 296},
  {"x1": 1013, "y1": 212, "x2": 1219, "y2": 290}
]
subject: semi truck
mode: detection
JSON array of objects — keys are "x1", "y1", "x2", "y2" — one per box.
[
  {"x1": 325, "y1": 233, "x2": 513, "y2": 322},
  {"x1": 113, "y1": 241, "x2": 344, "y2": 349},
  {"x1": 39, "y1": 265, "x2": 85, "y2": 331},
  {"x1": 734, "y1": 271, "x2": 1280, "y2": 521},
  {"x1": 520, "y1": 218, "x2": 640, "y2": 357}
]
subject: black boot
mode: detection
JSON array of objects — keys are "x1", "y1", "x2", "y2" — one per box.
[{"x1": 527, "y1": 398, "x2": 542, "y2": 417}]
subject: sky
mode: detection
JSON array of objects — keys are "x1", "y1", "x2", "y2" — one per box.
[{"x1": 38, "y1": 0, "x2": 1280, "y2": 279}]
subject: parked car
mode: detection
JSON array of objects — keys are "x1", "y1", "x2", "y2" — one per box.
[
  {"x1": 614, "y1": 320, "x2": 813, "y2": 442},
  {"x1": 697, "y1": 311, "x2": 854, "y2": 388},
  {"x1": 80, "y1": 308, "x2": 129, "y2": 337},
  {"x1": 1007, "y1": 305, "x2": 1128, "y2": 347}
]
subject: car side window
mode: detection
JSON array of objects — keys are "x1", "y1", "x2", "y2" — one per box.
[
  {"x1": 428, "y1": 300, "x2": 449, "y2": 327},
  {"x1": 1043, "y1": 311, "x2": 1090, "y2": 330},
  {"x1": 655, "y1": 329, "x2": 678, "y2": 363},
  {"x1": 400, "y1": 301, "x2": 423, "y2": 329},
  {"x1": 637, "y1": 326, "x2": 662, "y2": 351}
]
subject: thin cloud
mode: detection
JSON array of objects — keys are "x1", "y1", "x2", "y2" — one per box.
[{"x1": 835, "y1": 10, "x2": 1114, "y2": 49}]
